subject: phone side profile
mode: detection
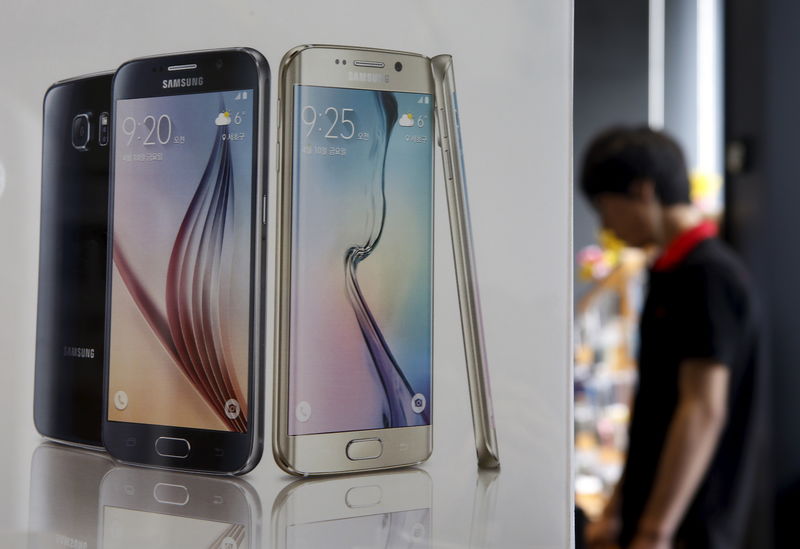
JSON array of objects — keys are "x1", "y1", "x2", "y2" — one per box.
[
  {"x1": 103, "y1": 48, "x2": 269, "y2": 474},
  {"x1": 34, "y1": 72, "x2": 113, "y2": 449},
  {"x1": 431, "y1": 55, "x2": 500, "y2": 469},
  {"x1": 273, "y1": 45, "x2": 435, "y2": 475}
]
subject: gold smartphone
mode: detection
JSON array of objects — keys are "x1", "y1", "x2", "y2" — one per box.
[
  {"x1": 431, "y1": 55, "x2": 500, "y2": 468},
  {"x1": 271, "y1": 469, "x2": 432, "y2": 547},
  {"x1": 273, "y1": 45, "x2": 435, "y2": 475}
]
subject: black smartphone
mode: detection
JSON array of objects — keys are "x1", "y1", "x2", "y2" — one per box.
[
  {"x1": 28, "y1": 443, "x2": 114, "y2": 547},
  {"x1": 34, "y1": 72, "x2": 113, "y2": 448},
  {"x1": 99, "y1": 465, "x2": 262, "y2": 548},
  {"x1": 103, "y1": 49, "x2": 269, "y2": 474}
]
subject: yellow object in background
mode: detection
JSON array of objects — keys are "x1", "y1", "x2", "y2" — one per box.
[
  {"x1": 690, "y1": 170, "x2": 723, "y2": 216},
  {"x1": 577, "y1": 229, "x2": 626, "y2": 282},
  {"x1": 599, "y1": 229, "x2": 625, "y2": 261}
]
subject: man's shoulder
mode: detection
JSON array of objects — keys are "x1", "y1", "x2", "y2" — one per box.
[{"x1": 682, "y1": 238, "x2": 756, "y2": 301}]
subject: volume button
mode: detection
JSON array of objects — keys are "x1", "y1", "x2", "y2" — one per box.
[
  {"x1": 262, "y1": 194, "x2": 267, "y2": 225},
  {"x1": 435, "y1": 109, "x2": 446, "y2": 148},
  {"x1": 443, "y1": 149, "x2": 454, "y2": 181}
]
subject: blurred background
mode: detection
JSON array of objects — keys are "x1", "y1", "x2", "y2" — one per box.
[{"x1": 573, "y1": 0, "x2": 800, "y2": 546}]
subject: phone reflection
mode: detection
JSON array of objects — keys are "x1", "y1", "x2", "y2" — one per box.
[
  {"x1": 98, "y1": 463, "x2": 261, "y2": 549},
  {"x1": 271, "y1": 469, "x2": 432, "y2": 548},
  {"x1": 28, "y1": 442, "x2": 115, "y2": 548},
  {"x1": 468, "y1": 470, "x2": 500, "y2": 549}
]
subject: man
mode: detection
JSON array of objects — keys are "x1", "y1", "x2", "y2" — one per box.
[{"x1": 581, "y1": 127, "x2": 764, "y2": 549}]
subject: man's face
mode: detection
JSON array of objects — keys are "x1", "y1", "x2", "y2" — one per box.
[{"x1": 593, "y1": 185, "x2": 660, "y2": 248}]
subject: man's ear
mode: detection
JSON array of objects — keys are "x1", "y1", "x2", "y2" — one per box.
[{"x1": 629, "y1": 178, "x2": 657, "y2": 202}]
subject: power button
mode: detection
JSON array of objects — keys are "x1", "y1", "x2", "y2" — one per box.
[{"x1": 262, "y1": 194, "x2": 267, "y2": 225}]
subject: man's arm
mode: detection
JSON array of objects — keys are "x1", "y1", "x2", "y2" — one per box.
[
  {"x1": 585, "y1": 474, "x2": 624, "y2": 548},
  {"x1": 631, "y1": 359, "x2": 729, "y2": 547}
]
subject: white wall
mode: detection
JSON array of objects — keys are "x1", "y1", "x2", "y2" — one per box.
[{"x1": 0, "y1": 1, "x2": 573, "y2": 546}]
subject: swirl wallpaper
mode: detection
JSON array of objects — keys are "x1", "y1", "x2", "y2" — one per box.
[
  {"x1": 108, "y1": 90, "x2": 254, "y2": 432},
  {"x1": 290, "y1": 85, "x2": 433, "y2": 435}
]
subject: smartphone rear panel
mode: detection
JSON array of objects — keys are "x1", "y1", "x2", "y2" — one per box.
[{"x1": 34, "y1": 73, "x2": 112, "y2": 447}]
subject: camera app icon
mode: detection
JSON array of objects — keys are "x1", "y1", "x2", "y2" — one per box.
[
  {"x1": 224, "y1": 398, "x2": 240, "y2": 420},
  {"x1": 411, "y1": 393, "x2": 426, "y2": 414}
]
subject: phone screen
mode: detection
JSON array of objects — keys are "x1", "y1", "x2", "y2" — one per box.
[
  {"x1": 289, "y1": 85, "x2": 433, "y2": 436},
  {"x1": 103, "y1": 507, "x2": 247, "y2": 549},
  {"x1": 108, "y1": 89, "x2": 254, "y2": 432}
]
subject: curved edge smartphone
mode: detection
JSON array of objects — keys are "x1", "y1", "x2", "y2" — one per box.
[
  {"x1": 99, "y1": 465, "x2": 262, "y2": 548},
  {"x1": 273, "y1": 45, "x2": 435, "y2": 475},
  {"x1": 431, "y1": 55, "x2": 500, "y2": 469},
  {"x1": 34, "y1": 72, "x2": 113, "y2": 449},
  {"x1": 271, "y1": 469, "x2": 432, "y2": 548},
  {"x1": 103, "y1": 48, "x2": 269, "y2": 474}
]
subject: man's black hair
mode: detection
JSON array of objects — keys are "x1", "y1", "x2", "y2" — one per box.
[{"x1": 580, "y1": 126, "x2": 691, "y2": 206}]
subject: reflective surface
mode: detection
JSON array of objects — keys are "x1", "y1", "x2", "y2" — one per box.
[
  {"x1": 13, "y1": 436, "x2": 562, "y2": 548},
  {"x1": 28, "y1": 443, "x2": 261, "y2": 548}
]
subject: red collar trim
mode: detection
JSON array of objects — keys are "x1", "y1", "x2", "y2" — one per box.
[{"x1": 652, "y1": 220, "x2": 718, "y2": 271}]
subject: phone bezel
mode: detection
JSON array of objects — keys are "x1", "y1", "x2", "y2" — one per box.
[
  {"x1": 431, "y1": 55, "x2": 500, "y2": 469},
  {"x1": 103, "y1": 48, "x2": 269, "y2": 475},
  {"x1": 273, "y1": 45, "x2": 435, "y2": 476}
]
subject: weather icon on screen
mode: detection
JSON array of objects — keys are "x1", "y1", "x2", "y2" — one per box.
[
  {"x1": 215, "y1": 111, "x2": 232, "y2": 126},
  {"x1": 399, "y1": 113, "x2": 414, "y2": 127}
]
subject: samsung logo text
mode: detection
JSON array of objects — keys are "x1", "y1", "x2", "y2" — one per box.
[
  {"x1": 63, "y1": 346, "x2": 95, "y2": 359},
  {"x1": 162, "y1": 76, "x2": 204, "y2": 89},
  {"x1": 347, "y1": 71, "x2": 389, "y2": 84}
]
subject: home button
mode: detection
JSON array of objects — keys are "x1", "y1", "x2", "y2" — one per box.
[
  {"x1": 346, "y1": 438, "x2": 383, "y2": 461},
  {"x1": 155, "y1": 437, "x2": 190, "y2": 458}
]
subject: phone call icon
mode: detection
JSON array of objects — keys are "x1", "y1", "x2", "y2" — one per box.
[
  {"x1": 114, "y1": 390, "x2": 128, "y2": 410},
  {"x1": 296, "y1": 401, "x2": 311, "y2": 423}
]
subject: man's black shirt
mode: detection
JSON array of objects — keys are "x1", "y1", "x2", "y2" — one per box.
[{"x1": 619, "y1": 236, "x2": 764, "y2": 548}]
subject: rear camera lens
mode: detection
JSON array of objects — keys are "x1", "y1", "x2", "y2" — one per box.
[
  {"x1": 71, "y1": 114, "x2": 90, "y2": 151},
  {"x1": 394, "y1": 62, "x2": 403, "y2": 72}
]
